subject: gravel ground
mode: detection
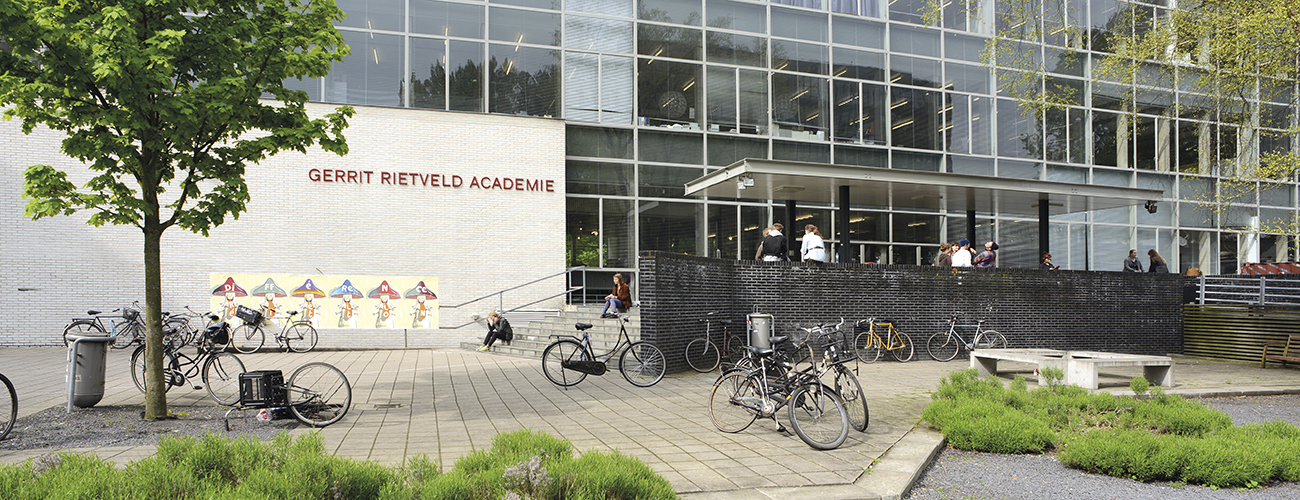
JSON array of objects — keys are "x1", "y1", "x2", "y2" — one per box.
[
  {"x1": 0, "y1": 405, "x2": 301, "y2": 452},
  {"x1": 905, "y1": 395, "x2": 1300, "y2": 500}
]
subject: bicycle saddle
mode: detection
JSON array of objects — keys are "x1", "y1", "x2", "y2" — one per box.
[
  {"x1": 743, "y1": 345, "x2": 775, "y2": 358},
  {"x1": 87, "y1": 310, "x2": 101, "y2": 315},
  {"x1": 575, "y1": 323, "x2": 593, "y2": 331},
  {"x1": 770, "y1": 335, "x2": 788, "y2": 345},
  {"x1": 718, "y1": 319, "x2": 732, "y2": 325}
]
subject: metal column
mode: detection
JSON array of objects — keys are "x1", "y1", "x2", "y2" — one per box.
[{"x1": 839, "y1": 185, "x2": 850, "y2": 264}]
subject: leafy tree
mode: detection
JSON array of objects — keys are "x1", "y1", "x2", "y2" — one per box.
[
  {"x1": 0, "y1": 0, "x2": 354, "y2": 419},
  {"x1": 934, "y1": 0, "x2": 1300, "y2": 237}
]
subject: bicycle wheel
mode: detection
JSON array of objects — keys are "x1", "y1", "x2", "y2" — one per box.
[
  {"x1": 709, "y1": 371, "x2": 759, "y2": 433},
  {"x1": 832, "y1": 365, "x2": 869, "y2": 432},
  {"x1": 131, "y1": 345, "x2": 177, "y2": 394},
  {"x1": 787, "y1": 383, "x2": 849, "y2": 450},
  {"x1": 163, "y1": 317, "x2": 194, "y2": 349},
  {"x1": 63, "y1": 320, "x2": 105, "y2": 347},
  {"x1": 854, "y1": 332, "x2": 881, "y2": 363},
  {"x1": 976, "y1": 330, "x2": 1008, "y2": 350},
  {"x1": 926, "y1": 332, "x2": 960, "y2": 362},
  {"x1": 723, "y1": 335, "x2": 746, "y2": 368},
  {"x1": 0, "y1": 374, "x2": 16, "y2": 441},
  {"x1": 284, "y1": 323, "x2": 319, "y2": 353},
  {"x1": 228, "y1": 324, "x2": 264, "y2": 354},
  {"x1": 541, "y1": 340, "x2": 588, "y2": 387},
  {"x1": 111, "y1": 323, "x2": 141, "y2": 349},
  {"x1": 685, "y1": 338, "x2": 720, "y2": 373},
  {"x1": 890, "y1": 332, "x2": 915, "y2": 362},
  {"x1": 620, "y1": 341, "x2": 665, "y2": 387},
  {"x1": 287, "y1": 362, "x2": 352, "y2": 427},
  {"x1": 201, "y1": 352, "x2": 246, "y2": 405}
]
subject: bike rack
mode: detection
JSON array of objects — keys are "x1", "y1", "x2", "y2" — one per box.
[{"x1": 66, "y1": 335, "x2": 115, "y2": 413}]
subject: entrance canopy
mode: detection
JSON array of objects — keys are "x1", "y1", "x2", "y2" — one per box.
[{"x1": 685, "y1": 159, "x2": 1165, "y2": 216}]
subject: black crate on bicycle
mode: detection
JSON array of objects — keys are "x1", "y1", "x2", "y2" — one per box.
[
  {"x1": 239, "y1": 370, "x2": 287, "y2": 408},
  {"x1": 235, "y1": 305, "x2": 262, "y2": 325}
]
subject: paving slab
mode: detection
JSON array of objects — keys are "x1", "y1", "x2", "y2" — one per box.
[{"x1": 0, "y1": 346, "x2": 1298, "y2": 499}]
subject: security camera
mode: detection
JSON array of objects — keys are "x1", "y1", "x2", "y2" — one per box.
[{"x1": 1144, "y1": 201, "x2": 1157, "y2": 214}]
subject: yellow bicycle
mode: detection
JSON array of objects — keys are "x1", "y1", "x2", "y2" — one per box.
[{"x1": 853, "y1": 318, "x2": 914, "y2": 363}]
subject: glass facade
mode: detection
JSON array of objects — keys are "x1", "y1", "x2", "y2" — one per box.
[{"x1": 314, "y1": 0, "x2": 1298, "y2": 274}]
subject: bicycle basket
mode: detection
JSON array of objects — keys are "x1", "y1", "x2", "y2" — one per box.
[
  {"x1": 123, "y1": 308, "x2": 140, "y2": 322},
  {"x1": 239, "y1": 370, "x2": 287, "y2": 408},
  {"x1": 205, "y1": 323, "x2": 230, "y2": 345},
  {"x1": 235, "y1": 305, "x2": 262, "y2": 325}
]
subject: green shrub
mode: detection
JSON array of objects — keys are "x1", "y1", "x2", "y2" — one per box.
[
  {"x1": 1125, "y1": 397, "x2": 1231, "y2": 437},
  {"x1": 937, "y1": 400, "x2": 1056, "y2": 454},
  {"x1": 550, "y1": 450, "x2": 676, "y2": 500},
  {"x1": 1130, "y1": 376, "x2": 1150, "y2": 396}
]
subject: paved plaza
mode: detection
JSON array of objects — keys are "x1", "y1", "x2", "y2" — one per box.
[{"x1": 1, "y1": 346, "x2": 1298, "y2": 498}]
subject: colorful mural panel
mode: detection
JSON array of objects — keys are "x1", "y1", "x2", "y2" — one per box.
[{"x1": 210, "y1": 274, "x2": 438, "y2": 329}]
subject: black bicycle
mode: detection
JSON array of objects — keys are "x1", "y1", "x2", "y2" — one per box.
[
  {"x1": 709, "y1": 344, "x2": 850, "y2": 450},
  {"x1": 0, "y1": 373, "x2": 15, "y2": 441},
  {"x1": 685, "y1": 312, "x2": 743, "y2": 373},
  {"x1": 131, "y1": 314, "x2": 246, "y2": 405},
  {"x1": 541, "y1": 317, "x2": 665, "y2": 387},
  {"x1": 63, "y1": 302, "x2": 145, "y2": 349}
]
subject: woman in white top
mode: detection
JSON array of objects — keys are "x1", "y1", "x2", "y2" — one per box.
[{"x1": 801, "y1": 224, "x2": 826, "y2": 262}]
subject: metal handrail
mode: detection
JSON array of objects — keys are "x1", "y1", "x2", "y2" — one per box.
[
  {"x1": 439, "y1": 266, "x2": 589, "y2": 328},
  {"x1": 1197, "y1": 274, "x2": 1300, "y2": 305}
]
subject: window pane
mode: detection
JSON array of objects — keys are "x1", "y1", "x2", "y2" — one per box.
[
  {"x1": 772, "y1": 39, "x2": 828, "y2": 75},
  {"x1": 448, "y1": 41, "x2": 484, "y2": 111},
  {"x1": 412, "y1": 0, "x2": 484, "y2": 38},
  {"x1": 708, "y1": 135, "x2": 768, "y2": 166},
  {"x1": 603, "y1": 56, "x2": 636, "y2": 124},
  {"x1": 489, "y1": 44, "x2": 559, "y2": 117},
  {"x1": 971, "y1": 96, "x2": 991, "y2": 155},
  {"x1": 833, "y1": 47, "x2": 885, "y2": 81},
  {"x1": 889, "y1": 0, "x2": 927, "y2": 24},
  {"x1": 706, "y1": 31, "x2": 766, "y2": 67},
  {"x1": 336, "y1": 0, "x2": 403, "y2": 31},
  {"x1": 640, "y1": 201, "x2": 703, "y2": 255},
  {"x1": 283, "y1": 76, "x2": 321, "y2": 103},
  {"x1": 890, "y1": 87, "x2": 940, "y2": 150},
  {"x1": 1093, "y1": 225, "x2": 1132, "y2": 272},
  {"x1": 890, "y1": 25, "x2": 940, "y2": 57},
  {"x1": 946, "y1": 94, "x2": 970, "y2": 153},
  {"x1": 489, "y1": 7, "x2": 561, "y2": 45},
  {"x1": 707, "y1": 0, "x2": 766, "y2": 33},
  {"x1": 566, "y1": 16, "x2": 634, "y2": 53},
  {"x1": 832, "y1": 16, "x2": 885, "y2": 49},
  {"x1": 945, "y1": 32, "x2": 985, "y2": 63},
  {"x1": 945, "y1": 62, "x2": 989, "y2": 94},
  {"x1": 772, "y1": 73, "x2": 828, "y2": 139},
  {"x1": 494, "y1": 0, "x2": 560, "y2": 10},
  {"x1": 640, "y1": 163, "x2": 701, "y2": 197},
  {"x1": 638, "y1": 0, "x2": 703, "y2": 25},
  {"x1": 638, "y1": 24, "x2": 703, "y2": 60},
  {"x1": 565, "y1": 53, "x2": 600, "y2": 122},
  {"x1": 738, "y1": 69, "x2": 767, "y2": 134},
  {"x1": 998, "y1": 98, "x2": 1041, "y2": 158},
  {"x1": 862, "y1": 83, "x2": 887, "y2": 146},
  {"x1": 706, "y1": 66, "x2": 737, "y2": 131},
  {"x1": 640, "y1": 130, "x2": 704, "y2": 163},
  {"x1": 773, "y1": 140, "x2": 830, "y2": 162},
  {"x1": 567, "y1": 197, "x2": 600, "y2": 267},
  {"x1": 567, "y1": 125, "x2": 634, "y2": 158},
  {"x1": 326, "y1": 31, "x2": 404, "y2": 107},
  {"x1": 890, "y1": 55, "x2": 941, "y2": 88},
  {"x1": 1093, "y1": 110, "x2": 1120, "y2": 167},
  {"x1": 742, "y1": 206, "x2": 769, "y2": 259},
  {"x1": 772, "y1": 7, "x2": 828, "y2": 42},
  {"x1": 638, "y1": 59, "x2": 702, "y2": 127},
  {"x1": 567, "y1": 160, "x2": 634, "y2": 195},
  {"x1": 603, "y1": 199, "x2": 636, "y2": 267},
  {"x1": 835, "y1": 145, "x2": 888, "y2": 167},
  {"x1": 949, "y1": 156, "x2": 993, "y2": 175},
  {"x1": 833, "y1": 80, "x2": 861, "y2": 143},
  {"x1": 894, "y1": 151, "x2": 941, "y2": 171},
  {"x1": 411, "y1": 38, "x2": 447, "y2": 110},
  {"x1": 569, "y1": 0, "x2": 634, "y2": 17},
  {"x1": 708, "y1": 204, "x2": 739, "y2": 259}
]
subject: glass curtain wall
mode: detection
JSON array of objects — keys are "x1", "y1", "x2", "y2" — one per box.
[{"x1": 318, "y1": 0, "x2": 1297, "y2": 274}]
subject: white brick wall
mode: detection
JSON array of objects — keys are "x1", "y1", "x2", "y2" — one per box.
[{"x1": 1, "y1": 104, "x2": 568, "y2": 348}]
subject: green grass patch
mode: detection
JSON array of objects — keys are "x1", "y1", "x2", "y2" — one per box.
[
  {"x1": 0, "y1": 430, "x2": 676, "y2": 500},
  {"x1": 923, "y1": 368, "x2": 1300, "y2": 489}
]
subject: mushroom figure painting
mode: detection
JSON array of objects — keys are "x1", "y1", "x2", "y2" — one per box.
[{"x1": 211, "y1": 274, "x2": 438, "y2": 329}]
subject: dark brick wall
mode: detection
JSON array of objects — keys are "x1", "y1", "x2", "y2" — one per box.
[{"x1": 638, "y1": 251, "x2": 1187, "y2": 373}]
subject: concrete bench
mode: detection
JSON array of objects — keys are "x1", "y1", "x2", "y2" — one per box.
[{"x1": 971, "y1": 349, "x2": 1173, "y2": 390}]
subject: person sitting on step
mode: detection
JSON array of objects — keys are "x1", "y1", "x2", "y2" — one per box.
[
  {"x1": 600, "y1": 273, "x2": 631, "y2": 318},
  {"x1": 478, "y1": 311, "x2": 513, "y2": 351}
]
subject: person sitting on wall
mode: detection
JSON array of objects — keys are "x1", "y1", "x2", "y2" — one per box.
[
  {"x1": 1148, "y1": 249, "x2": 1170, "y2": 274},
  {"x1": 600, "y1": 273, "x2": 631, "y2": 318},
  {"x1": 754, "y1": 227, "x2": 771, "y2": 260},
  {"x1": 760, "y1": 223, "x2": 789, "y2": 262},
  {"x1": 952, "y1": 239, "x2": 974, "y2": 267},
  {"x1": 934, "y1": 242, "x2": 953, "y2": 266},
  {"x1": 478, "y1": 310, "x2": 513, "y2": 351},
  {"x1": 974, "y1": 241, "x2": 998, "y2": 268},
  {"x1": 1041, "y1": 252, "x2": 1060, "y2": 270},
  {"x1": 1124, "y1": 249, "x2": 1144, "y2": 272},
  {"x1": 801, "y1": 224, "x2": 826, "y2": 263}
]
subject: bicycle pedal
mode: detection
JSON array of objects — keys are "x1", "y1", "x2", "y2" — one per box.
[
  {"x1": 775, "y1": 424, "x2": 789, "y2": 434},
  {"x1": 193, "y1": 385, "x2": 203, "y2": 390}
]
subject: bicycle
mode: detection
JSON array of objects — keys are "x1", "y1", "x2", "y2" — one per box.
[
  {"x1": 854, "y1": 318, "x2": 915, "y2": 363},
  {"x1": 685, "y1": 312, "x2": 743, "y2": 373},
  {"x1": 131, "y1": 313, "x2": 247, "y2": 405},
  {"x1": 224, "y1": 362, "x2": 352, "y2": 428},
  {"x1": 926, "y1": 316, "x2": 1007, "y2": 362},
  {"x1": 162, "y1": 306, "x2": 208, "y2": 350},
  {"x1": 812, "y1": 319, "x2": 870, "y2": 432},
  {"x1": 708, "y1": 344, "x2": 850, "y2": 450},
  {"x1": 0, "y1": 373, "x2": 14, "y2": 441},
  {"x1": 63, "y1": 302, "x2": 145, "y2": 349},
  {"x1": 228, "y1": 305, "x2": 319, "y2": 354},
  {"x1": 541, "y1": 317, "x2": 665, "y2": 387}
]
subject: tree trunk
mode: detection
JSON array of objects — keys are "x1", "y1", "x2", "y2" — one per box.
[{"x1": 143, "y1": 196, "x2": 168, "y2": 419}]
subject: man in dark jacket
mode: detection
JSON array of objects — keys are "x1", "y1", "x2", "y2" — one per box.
[{"x1": 760, "y1": 223, "x2": 788, "y2": 261}]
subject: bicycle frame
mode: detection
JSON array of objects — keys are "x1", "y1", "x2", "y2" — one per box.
[
  {"x1": 942, "y1": 317, "x2": 991, "y2": 349},
  {"x1": 573, "y1": 320, "x2": 635, "y2": 362}
]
